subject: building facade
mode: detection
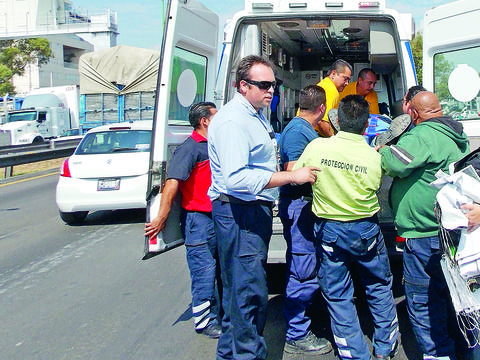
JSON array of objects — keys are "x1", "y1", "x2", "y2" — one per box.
[{"x1": 0, "y1": 0, "x2": 118, "y2": 95}]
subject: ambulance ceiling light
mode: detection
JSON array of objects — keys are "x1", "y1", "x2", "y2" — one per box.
[{"x1": 277, "y1": 21, "x2": 300, "y2": 28}]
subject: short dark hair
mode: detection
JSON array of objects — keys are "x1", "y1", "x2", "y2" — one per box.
[
  {"x1": 337, "y1": 95, "x2": 370, "y2": 134},
  {"x1": 189, "y1": 102, "x2": 216, "y2": 128},
  {"x1": 358, "y1": 68, "x2": 376, "y2": 80},
  {"x1": 298, "y1": 85, "x2": 326, "y2": 112},
  {"x1": 236, "y1": 55, "x2": 274, "y2": 90},
  {"x1": 405, "y1": 85, "x2": 427, "y2": 103},
  {"x1": 327, "y1": 59, "x2": 353, "y2": 76}
]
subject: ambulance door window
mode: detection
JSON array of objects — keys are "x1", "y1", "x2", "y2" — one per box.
[
  {"x1": 168, "y1": 47, "x2": 208, "y2": 126},
  {"x1": 434, "y1": 46, "x2": 480, "y2": 121}
]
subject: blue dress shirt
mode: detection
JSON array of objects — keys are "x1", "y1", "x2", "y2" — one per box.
[{"x1": 208, "y1": 93, "x2": 278, "y2": 202}]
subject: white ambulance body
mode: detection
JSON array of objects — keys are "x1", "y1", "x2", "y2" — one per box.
[
  {"x1": 145, "y1": 0, "x2": 417, "y2": 261},
  {"x1": 423, "y1": 0, "x2": 480, "y2": 149}
]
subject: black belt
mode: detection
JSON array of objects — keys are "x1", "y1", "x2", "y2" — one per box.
[
  {"x1": 217, "y1": 193, "x2": 273, "y2": 207},
  {"x1": 284, "y1": 196, "x2": 313, "y2": 202}
]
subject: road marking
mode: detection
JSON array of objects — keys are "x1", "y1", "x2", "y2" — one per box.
[
  {"x1": 0, "y1": 172, "x2": 57, "y2": 188},
  {"x1": 0, "y1": 226, "x2": 112, "y2": 296}
]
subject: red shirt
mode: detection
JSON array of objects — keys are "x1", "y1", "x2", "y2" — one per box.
[{"x1": 167, "y1": 130, "x2": 212, "y2": 212}]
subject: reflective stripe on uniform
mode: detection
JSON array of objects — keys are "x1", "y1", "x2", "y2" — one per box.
[
  {"x1": 193, "y1": 300, "x2": 211, "y2": 330},
  {"x1": 390, "y1": 145, "x2": 414, "y2": 165}
]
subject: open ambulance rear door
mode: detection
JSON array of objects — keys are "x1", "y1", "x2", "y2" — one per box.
[
  {"x1": 144, "y1": 0, "x2": 219, "y2": 258},
  {"x1": 423, "y1": 0, "x2": 480, "y2": 149}
]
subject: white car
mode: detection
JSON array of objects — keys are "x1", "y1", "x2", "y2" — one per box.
[{"x1": 56, "y1": 120, "x2": 152, "y2": 224}]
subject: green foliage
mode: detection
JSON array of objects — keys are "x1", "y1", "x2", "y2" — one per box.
[
  {"x1": 411, "y1": 32, "x2": 423, "y2": 86},
  {"x1": 0, "y1": 38, "x2": 53, "y2": 96},
  {"x1": 433, "y1": 54, "x2": 454, "y2": 102},
  {"x1": 409, "y1": 31, "x2": 454, "y2": 102},
  {"x1": 0, "y1": 64, "x2": 14, "y2": 95}
]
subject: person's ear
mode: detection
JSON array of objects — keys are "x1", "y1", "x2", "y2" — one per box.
[
  {"x1": 411, "y1": 108, "x2": 420, "y2": 125},
  {"x1": 238, "y1": 80, "x2": 249, "y2": 94},
  {"x1": 404, "y1": 103, "x2": 411, "y2": 114},
  {"x1": 319, "y1": 103, "x2": 326, "y2": 115},
  {"x1": 200, "y1": 117, "x2": 209, "y2": 128}
]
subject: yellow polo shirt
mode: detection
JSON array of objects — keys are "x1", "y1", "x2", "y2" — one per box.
[
  {"x1": 338, "y1": 81, "x2": 379, "y2": 114},
  {"x1": 317, "y1": 77, "x2": 340, "y2": 121}
]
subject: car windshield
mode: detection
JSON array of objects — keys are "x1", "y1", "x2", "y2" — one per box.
[{"x1": 75, "y1": 129, "x2": 151, "y2": 155}]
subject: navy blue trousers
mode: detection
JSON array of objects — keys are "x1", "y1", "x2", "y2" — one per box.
[
  {"x1": 279, "y1": 197, "x2": 320, "y2": 341},
  {"x1": 212, "y1": 199, "x2": 272, "y2": 360},
  {"x1": 403, "y1": 236, "x2": 457, "y2": 359},
  {"x1": 315, "y1": 217, "x2": 398, "y2": 360},
  {"x1": 180, "y1": 210, "x2": 219, "y2": 331}
]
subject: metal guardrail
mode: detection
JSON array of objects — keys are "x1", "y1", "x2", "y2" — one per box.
[
  {"x1": 0, "y1": 138, "x2": 82, "y2": 154},
  {"x1": 0, "y1": 138, "x2": 82, "y2": 177},
  {"x1": 0, "y1": 143, "x2": 51, "y2": 155}
]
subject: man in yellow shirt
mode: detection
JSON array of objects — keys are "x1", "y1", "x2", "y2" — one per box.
[
  {"x1": 315, "y1": 59, "x2": 352, "y2": 137},
  {"x1": 339, "y1": 68, "x2": 379, "y2": 115}
]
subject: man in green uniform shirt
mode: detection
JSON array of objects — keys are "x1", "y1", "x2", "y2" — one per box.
[{"x1": 294, "y1": 95, "x2": 398, "y2": 360}]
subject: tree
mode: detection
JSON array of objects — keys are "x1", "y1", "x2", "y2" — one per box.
[
  {"x1": 409, "y1": 30, "x2": 455, "y2": 103},
  {"x1": 411, "y1": 31, "x2": 423, "y2": 86},
  {"x1": 433, "y1": 54, "x2": 454, "y2": 103},
  {"x1": 0, "y1": 38, "x2": 53, "y2": 96}
]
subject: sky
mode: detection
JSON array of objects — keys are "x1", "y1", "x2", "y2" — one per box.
[{"x1": 73, "y1": 0, "x2": 455, "y2": 50}]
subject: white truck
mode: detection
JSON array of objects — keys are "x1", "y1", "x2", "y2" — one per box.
[
  {"x1": 0, "y1": 85, "x2": 80, "y2": 145},
  {"x1": 423, "y1": 0, "x2": 480, "y2": 150},
  {"x1": 144, "y1": 0, "x2": 417, "y2": 261}
]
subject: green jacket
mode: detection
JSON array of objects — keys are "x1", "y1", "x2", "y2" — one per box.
[{"x1": 379, "y1": 116, "x2": 470, "y2": 238}]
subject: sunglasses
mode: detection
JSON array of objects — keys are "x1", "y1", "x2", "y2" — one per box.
[{"x1": 244, "y1": 79, "x2": 276, "y2": 90}]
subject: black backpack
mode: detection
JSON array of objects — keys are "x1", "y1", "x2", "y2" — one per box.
[{"x1": 453, "y1": 146, "x2": 480, "y2": 177}]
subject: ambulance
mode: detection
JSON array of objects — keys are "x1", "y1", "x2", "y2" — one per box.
[
  {"x1": 144, "y1": 0, "x2": 417, "y2": 261},
  {"x1": 423, "y1": 0, "x2": 480, "y2": 149}
]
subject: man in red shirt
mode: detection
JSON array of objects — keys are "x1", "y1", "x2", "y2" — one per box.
[{"x1": 144, "y1": 102, "x2": 221, "y2": 339}]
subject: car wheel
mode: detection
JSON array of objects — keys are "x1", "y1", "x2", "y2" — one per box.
[
  {"x1": 59, "y1": 210, "x2": 88, "y2": 224},
  {"x1": 32, "y1": 136, "x2": 44, "y2": 144}
]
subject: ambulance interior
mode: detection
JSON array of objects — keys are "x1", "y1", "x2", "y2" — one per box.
[{"x1": 226, "y1": 16, "x2": 409, "y2": 132}]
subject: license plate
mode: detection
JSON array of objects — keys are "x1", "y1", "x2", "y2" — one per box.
[{"x1": 97, "y1": 178, "x2": 120, "y2": 191}]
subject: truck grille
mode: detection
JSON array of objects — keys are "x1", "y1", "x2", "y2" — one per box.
[{"x1": 0, "y1": 129, "x2": 11, "y2": 146}]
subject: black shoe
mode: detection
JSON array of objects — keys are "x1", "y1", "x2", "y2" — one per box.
[
  {"x1": 284, "y1": 331, "x2": 332, "y2": 355},
  {"x1": 375, "y1": 340, "x2": 399, "y2": 360},
  {"x1": 197, "y1": 323, "x2": 222, "y2": 339},
  {"x1": 372, "y1": 114, "x2": 411, "y2": 147}
]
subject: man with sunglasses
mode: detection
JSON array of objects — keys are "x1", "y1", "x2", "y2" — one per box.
[
  {"x1": 208, "y1": 55, "x2": 320, "y2": 360},
  {"x1": 315, "y1": 59, "x2": 352, "y2": 137}
]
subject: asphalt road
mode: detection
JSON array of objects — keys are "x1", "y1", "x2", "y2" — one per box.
[{"x1": 0, "y1": 171, "x2": 425, "y2": 360}]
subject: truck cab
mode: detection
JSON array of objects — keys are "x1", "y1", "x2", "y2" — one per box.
[
  {"x1": 1, "y1": 107, "x2": 70, "y2": 144},
  {"x1": 0, "y1": 85, "x2": 79, "y2": 145},
  {"x1": 145, "y1": 0, "x2": 417, "y2": 260}
]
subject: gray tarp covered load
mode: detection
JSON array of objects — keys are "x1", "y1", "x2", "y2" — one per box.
[{"x1": 79, "y1": 45, "x2": 159, "y2": 95}]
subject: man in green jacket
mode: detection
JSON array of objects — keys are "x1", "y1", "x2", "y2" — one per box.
[{"x1": 378, "y1": 91, "x2": 470, "y2": 360}]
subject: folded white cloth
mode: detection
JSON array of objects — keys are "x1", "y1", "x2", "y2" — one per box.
[
  {"x1": 431, "y1": 167, "x2": 480, "y2": 230},
  {"x1": 431, "y1": 167, "x2": 480, "y2": 278}
]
